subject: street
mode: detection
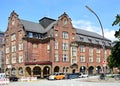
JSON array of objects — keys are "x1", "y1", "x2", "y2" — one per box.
[{"x1": 9, "y1": 78, "x2": 120, "y2": 86}]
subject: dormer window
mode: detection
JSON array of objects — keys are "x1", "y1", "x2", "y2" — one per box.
[
  {"x1": 88, "y1": 39, "x2": 92, "y2": 43},
  {"x1": 28, "y1": 32, "x2": 33, "y2": 38},
  {"x1": 12, "y1": 19, "x2": 15, "y2": 25},
  {"x1": 63, "y1": 19, "x2": 67, "y2": 25}
]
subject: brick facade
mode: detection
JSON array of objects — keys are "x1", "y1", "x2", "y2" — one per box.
[{"x1": 4, "y1": 11, "x2": 111, "y2": 78}]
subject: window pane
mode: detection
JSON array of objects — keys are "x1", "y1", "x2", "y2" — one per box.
[
  {"x1": 55, "y1": 54, "x2": 59, "y2": 62},
  {"x1": 62, "y1": 32, "x2": 68, "y2": 39},
  {"x1": 55, "y1": 41, "x2": 58, "y2": 49},
  {"x1": 63, "y1": 54, "x2": 69, "y2": 62},
  {"x1": 80, "y1": 45, "x2": 85, "y2": 52}
]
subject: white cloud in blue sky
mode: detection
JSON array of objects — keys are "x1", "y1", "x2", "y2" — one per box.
[
  {"x1": 0, "y1": 0, "x2": 119, "y2": 41},
  {"x1": 72, "y1": 20, "x2": 116, "y2": 41}
]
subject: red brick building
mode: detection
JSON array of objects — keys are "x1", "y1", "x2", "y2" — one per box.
[{"x1": 4, "y1": 11, "x2": 111, "y2": 78}]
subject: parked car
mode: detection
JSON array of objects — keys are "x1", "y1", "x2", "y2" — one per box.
[
  {"x1": 55, "y1": 72, "x2": 65, "y2": 80},
  {"x1": 48, "y1": 74, "x2": 56, "y2": 80},
  {"x1": 8, "y1": 76, "x2": 19, "y2": 82},
  {"x1": 79, "y1": 73, "x2": 88, "y2": 78},
  {"x1": 66, "y1": 73, "x2": 80, "y2": 79},
  {"x1": 48, "y1": 72, "x2": 65, "y2": 80}
]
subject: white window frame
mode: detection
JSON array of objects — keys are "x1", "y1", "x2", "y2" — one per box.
[
  {"x1": 12, "y1": 53, "x2": 16, "y2": 64},
  {"x1": 72, "y1": 47, "x2": 77, "y2": 56},
  {"x1": 12, "y1": 45, "x2": 16, "y2": 52},
  {"x1": 96, "y1": 57, "x2": 100, "y2": 63},
  {"x1": 55, "y1": 41, "x2": 58, "y2": 49},
  {"x1": 55, "y1": 54, "x2": 59, "y2": 62},
  {"x1": 47, "y1": 43, "x2": 50, "y2": 50},
  {"x1": 105, "y1": 49, "x2": 107, "y2": 58},
  {"x1": 80, "y1": 55, "x2": 85, "y2": 62},
  {"x1": 19, "y1": 55, "x2": 23, "y2": 63},
  {"x1": 63, "y1": 54, "x2": 69, "y2": 62},
  {"x1": 63, "y1": 19, "x2": 67, "y2": 25},
  {"x1": 62, "y1": 32, "x2": 68, "y2": 39},
  {"x1": 11, "y1": 34, "x2": 16, "y2": 41},
  {"x1": 6, "y1": 56, "x2": 10, "y2": 64},
  {"x1": 97, "y1": 48, "x2": 100, "y2": 53},
  {"x1": 6, "y1": 47, "x2": 9, "y2": 54},
  {"x1": 80, "y1": 45, "x2": 85, "y2": 52},
  {"x1": 55, "y1": 30, "x2": 58, "y2": 37},
  {"x1": 89, "y1": 56, "x2": 93, "y2": 62},
  {"x1": 62, "y1": 43, "x2": 68, "y2": 50},
  {"x1": 19, "y1": 43, "x2": 23, "y2": 50},
  {"x1": 89, "y1": 47, "x2": 93, "y2": 56}
]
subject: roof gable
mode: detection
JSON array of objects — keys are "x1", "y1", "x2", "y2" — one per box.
[
  {"x1": 39, "y1": 17, "x2": 56, "y2": 28},
  {"x1": 20, "y1": 19, "x2": 44, "y2": 33}
]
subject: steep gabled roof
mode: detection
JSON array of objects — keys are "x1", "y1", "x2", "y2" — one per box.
[
  {"x1": 39, "y1": 17, "x2": 56, "y2": 28},
  {"x1": 76, "y1": 28, "x2": 111, "y2": 46},
  {"x1": 20, "y1": 19, "x2": 45, "y2": 33},
  {"x1": 19, "y1": 13, "x2": 111, "y2": 47},
  {"x1": 76, "y1": 29, "x2": 105, "y2": 39},
  {"x1": 20, "y1": 19, "x2": 57, "y2": 33}
]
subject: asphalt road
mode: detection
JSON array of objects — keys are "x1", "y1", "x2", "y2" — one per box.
[{"x1": 9, "y1": 78, "x2": 120, "y2": 86}]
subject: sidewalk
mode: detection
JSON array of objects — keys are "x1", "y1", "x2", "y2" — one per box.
[{"x1": 80, "y1": 76, "x2": 120, "y2": 83}]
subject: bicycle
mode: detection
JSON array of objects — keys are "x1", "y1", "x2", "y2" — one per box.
[
  {"x1": 114, "y1": 74, "x2": 120, "y2": 80},
  {"x1": 98, "y1": 74, "x2": 109, "y2": 81}
]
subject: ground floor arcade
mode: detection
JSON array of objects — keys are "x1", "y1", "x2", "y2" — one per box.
[{"x1": 5, "y1": 64, "x2": 111, "y2": 78}]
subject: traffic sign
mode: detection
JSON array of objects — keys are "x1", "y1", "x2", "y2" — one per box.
[{"x1": 102, "y1": 60, "x2": 106, "y2": 67}]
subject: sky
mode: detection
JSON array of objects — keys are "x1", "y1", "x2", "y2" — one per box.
[{"x1": 0, "y1": 0, "x2": 120, "y2": 41}]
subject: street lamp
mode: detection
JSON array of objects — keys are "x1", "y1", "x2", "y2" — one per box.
[{"x1": 85, "y1": 5, "x2": 106, "y2": 75}]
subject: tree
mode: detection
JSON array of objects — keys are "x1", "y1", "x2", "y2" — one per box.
[
  {"x1": 112, "y1": 14, "x2": 120, "y2": 26},
  {"x1": 112, "y1": 14, "x2": 120, "y2": 40},
  {"x1": 107, "y1": 14, "x2": 120, "y2": 70}
]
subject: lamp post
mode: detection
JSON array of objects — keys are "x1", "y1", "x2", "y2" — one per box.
[{"x1": 85, "y1": 5, "x2": 106, "y2": 76}]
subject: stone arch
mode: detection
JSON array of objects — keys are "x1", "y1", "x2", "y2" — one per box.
[
  {"x1": 80, "y1": 66, "x2": 86, "y2": 74},
  {"x1": 43, "y1": 66, "x2": 50, "y2": 78},
  {"x1": 72, "y1": 69, "x2": 76, "y2": 73},
  {"x1": 62, "y1": 67, "x2": 69, "y2": 73},
  {"x1": 96, "y1": 66, "x2": 101, "y2": 74},
  {"x1": 25, "y1": 67, "x2": 31, "y2": 76},
  {"x1": 54, "y1": 66, "x2": 60, "y2": 73},
  {"x1": 18, "y1": 67, "x2": 23, "y2": 75},
  {"x1": 88, "y1": 66, "x2": 94, "y2": 75},
  {"x1": 63, "y1": 67, "x2": 65, "y2": 73},
  {"x1": 66, "y1": 67, "x2": 69, "y2": 73},
  {"x1": 6, "y1": 68, "x2": 10, "y2": 76},
  {"x1": 33, "y1": 66, "x2": 41, "y2": 78},
  {"x1": 11, "y1": 67, "x2": 16, "y2": 75},
  {"x1": 70, "y1": 63, "x2": 78, "y2": 69}
]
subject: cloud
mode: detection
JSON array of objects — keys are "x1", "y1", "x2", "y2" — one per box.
[{"x1": 72, "y1": 20, "x2": 116, "y2": 41}]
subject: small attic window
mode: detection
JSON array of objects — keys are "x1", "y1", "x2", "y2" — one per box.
[
  {"x1": 63, "y1": 19, "x2": 67, "y2": 25},
  {"x1": 79, "y1": 36, "x2": 84, "y2": 41},
  {"x1": 88, "y1": 39, "x2": 92, "y2": 43},
  {"x1": 12, "y1": 19, "x2": 15, "y2": 25},
  {"x1": 96, "y1": 40, "x2": 99, "y2": 44}
]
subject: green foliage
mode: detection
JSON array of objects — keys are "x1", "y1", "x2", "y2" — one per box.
[
  {"x1": 111, "y1": 41, "x2": 120, "y2": 69},
  {"x1": 114, "y1": 29, "x2": 120, "y2": 40},
  {"x1": 112, "y1": 14, "x2": 120, "y2": 26},
  {"x1": 107, "y1": 14, "x2": 120, "y2": 70},
  {"x1": 107, "y1": 55, "x2": 115, "y2": 68}
]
